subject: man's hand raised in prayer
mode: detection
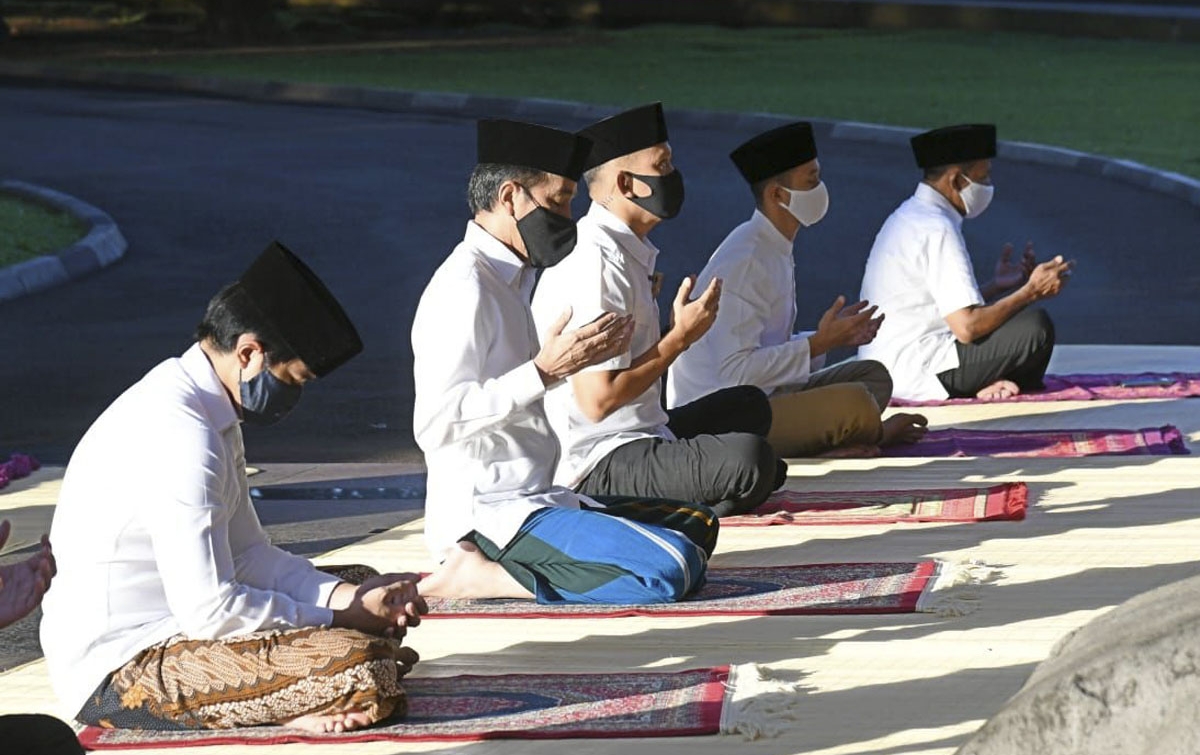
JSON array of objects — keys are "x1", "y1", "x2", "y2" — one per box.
[
  {"x1": 535, "y1": 309, "x2": 635, "y2": 386},
  {"x1": 668, "y1": 275, "x2": 722, "y2": 348},
  {"x1": 0, "y1": 520, "x2": 56, "y2": 629},
  {"x1": 808, "y1": 295, "x2": 883, "y2": 357},
  {"x1": 992, "y1": 242, "x2": 1037, "y2": 291},
  {"x1": 1022, "y1": 255, "x2": 1073, "y2": 301}
]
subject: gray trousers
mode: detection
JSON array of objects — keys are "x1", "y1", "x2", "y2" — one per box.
[
  {"x1": 938, "y1": 307, "x2": 1055, "y2": 397},
  {"x1": 766, "y1": 359, "x2": 894, "y2": 457},
  {"x1": 576, "y1": 386, "x2": 784, "y2": 518}
]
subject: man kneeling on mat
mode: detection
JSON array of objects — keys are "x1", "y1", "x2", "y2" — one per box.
[
  {"x1": 41, "y1": 243, "x2": 426, "y2": 734},
  {"x1": 412, "y1": 118, "x2": 718, "y2": 604}
]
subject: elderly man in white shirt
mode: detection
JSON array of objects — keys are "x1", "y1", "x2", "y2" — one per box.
[
  {"x1": 668, "y1": 121, "x2": 928, "y2": 457},
  {"x1": 412, "y1": 118, "x2": 717, "y2": 607},
  {"x1": 859, "y1": 124, "x2": 1072, "y2": 402},
  {"x1": 532, "y1": 103, "x2": 785, "y2": 518},
  {"x1": 41, "y1": 243, "x2": 427, "y2": 735}
]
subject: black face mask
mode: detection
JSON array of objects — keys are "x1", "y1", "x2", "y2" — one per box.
[
  {"x1": 515, "y1": 188, "x2": 578, "y2": 268},
  {"x1": 240, "y1": 365, "x2": 303, "y2": 426},
  {"x1": 626, "y1": 169, "x2": 685, "y2": 219}
]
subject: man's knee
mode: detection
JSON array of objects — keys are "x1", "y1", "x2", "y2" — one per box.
[
  {"x1": 334, "y1": 630, "x2": 408, "y2": 721},
  {"x1": 728, "y1": 384, "x2": 772, "y2": 436},
  {"x1": 1029, "y1": 307, "x2": 1055, "y2": 349},
  {"x1": 721, "y1": 432, "x2": 779, "y2": 494},
  {"x1": 858, "y1": 360, "x2": 894, "y2": 409}
]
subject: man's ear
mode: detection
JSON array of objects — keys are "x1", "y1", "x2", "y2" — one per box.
[
  {"x1": 233, "y1": 334, "x2": 265, "y2": 371},
  {"x1": 769, "y1": 180, "x2": 790, "y2": 208},
  {"x1": 497, "y1": 181, "x2": 519, "y2": 217},
  {"x1": 614, "y1": 169, "x2": 635, "y2": 199}
]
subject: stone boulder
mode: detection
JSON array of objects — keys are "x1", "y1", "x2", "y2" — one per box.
[{"x1": 957, "y1": 571, "x2": 1200, "y2": 755}]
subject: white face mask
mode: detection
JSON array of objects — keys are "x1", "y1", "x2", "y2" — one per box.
[
  {"x1": 779, "y1": 181, "x2": 830, "y2": 227},
  {"x1": 958, "y1": 175, "x2": 995, "y2": 219}
]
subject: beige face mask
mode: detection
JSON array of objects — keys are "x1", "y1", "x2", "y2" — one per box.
[{"x1": 779, "y1": 181, "x2": 830, "y2": 227}]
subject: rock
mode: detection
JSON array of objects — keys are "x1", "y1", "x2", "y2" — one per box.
[{"x1": 957, "y1": 572, "x2": 1200, "y2": 755}]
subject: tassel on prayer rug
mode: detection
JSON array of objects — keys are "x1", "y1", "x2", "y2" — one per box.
[
  {"x1": 881, "y1": 426, "x2": 1187, "y2": 458},
  {"x1": 79, "y1": 666, "x2": 749, "y2": 748},
  {"x1": 890, "y1": 372, "x2": 1200, "y2": 407},
  {"x1": 724, "y1": 483, "x2": 1027, "y2": 526},
  {"x1": 422, "y1": 560, "x2": 999, "y2": 619}
]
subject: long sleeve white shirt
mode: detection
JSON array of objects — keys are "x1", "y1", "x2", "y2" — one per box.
[
  {"x1": 40, "y1": 344, "x2": 342, "y2": 716},
  {"x1": 412, "y1": 221, "x2": 584, "y2": 559},
  {"x1": 667, "y1": 210, "x2": 825, "y2": 408},
  {"x1": 530, "y1": 203, "x2": 673, "y2": 488},
  {"x1": 858, "y1": 183, "x2": 984, "y2": 401}
]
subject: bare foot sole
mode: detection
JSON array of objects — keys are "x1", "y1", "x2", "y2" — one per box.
[
  {"x1": 817, "y1": 444, "x2": 882, "y2": 459},
  {"x1": 282, "y1": 709, "x2": 373, "y2": 734},
  {"x1": 976, "y1": 380, "x2": 1020, "y2": 401},
  {"x1": 880, "y1": 413, "x2": 929, "y2": 446}
]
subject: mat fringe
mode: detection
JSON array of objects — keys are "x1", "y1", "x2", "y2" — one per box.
[
  {"x1": 719, "y1": 663, "x2": 804, "y2": 740},
  {"x1": 916, "y1": 559, "x2": 1005, "y2": 617}
]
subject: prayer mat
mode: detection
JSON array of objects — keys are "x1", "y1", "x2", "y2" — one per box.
[
  {"x1": 78, "y1": 667, "x2": 730, "y2": 748},
  {"x1": 890, "y1": 372, "x2": 1200, "y2": 407},
  {"x1": 724, "y1": 483, "x2": 1028, "y2": 526},
  {"x1": 881, "y1": 426, "x2": 1187, "y2": 458},
  {"x1": 422, "y1": 560, "x2": 995, "y2": 618}
]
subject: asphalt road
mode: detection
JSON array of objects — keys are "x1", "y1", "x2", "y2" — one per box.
[{"x1": 1, "y1": 84, "x2": 1197, "y2": 463}]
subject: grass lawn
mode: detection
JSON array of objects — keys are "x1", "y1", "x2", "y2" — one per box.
[
  {"x1": 0, "y1": 194, "x2": 86, "y2": 267},
  {"x1": 79, "y1": 26, "x2": 1200, "y2": 177}
]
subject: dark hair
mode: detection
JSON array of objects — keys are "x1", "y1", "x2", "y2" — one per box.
[
  {"x1": 923, "y1": 160, "x2": 982, "y2": 182},
  {"x1": 194, "y1": 283, "x2": 296, "y2": 363},
  {"x1": 749, "y1": 177, "x2": 773, "y2": 208},
  {"x1": 467, "y1": 163, "x2": 549, "y2": 215}
]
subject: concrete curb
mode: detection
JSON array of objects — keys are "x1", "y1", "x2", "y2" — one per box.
[
  {"x1": 2, "y1": 61, "x2": 1198, "y2": 210},
  {"x1": 0, "y1": 179, "x2": 128, "y2": 303}
]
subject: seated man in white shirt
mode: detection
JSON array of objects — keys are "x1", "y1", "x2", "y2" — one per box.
[
  {"x1": 668, "y1": 121, "x2": 928, "y2": 457},
  {"x1": 859, "y1": 124, "x2": 1072, "y2": 402},
  {"x1": 41, "y1": 243, "x2": 426, "y2": 735},
  {"x1": 413, "y1": 118, "x2": 717, "y2": 606},
  {"x1": 531, "y1": 103, "x2": 785, "y2": 518}
]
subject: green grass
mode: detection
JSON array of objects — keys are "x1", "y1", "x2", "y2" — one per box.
[
  {"x1": 83, "y1": 26, "x2": 1200, "y2": 176},
  {"x1": 0, "y1": 195, "x2": 87, "y2": 267}
]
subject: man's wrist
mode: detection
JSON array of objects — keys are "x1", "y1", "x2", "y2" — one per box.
[
  {"x1": 661, "y1": 328, "x2": 689, "y2": 355},
  {"x1": 808, "y1": 332, "x2": 830, "y2": 357}
]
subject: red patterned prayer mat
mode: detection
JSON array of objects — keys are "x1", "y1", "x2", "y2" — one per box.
[
  {"x1": 423, "y1": 561, "x2": 948, "y2": 619},
  {"x1": 78, "y1": 667, "x2": 729, "y2": 748},
  {"x1": 724, "y1": 483, "x2": 1027, "y2": 526},
  {"x1": 890, "y1": 372, "x2": 1200, "y2": 407},
  {"x1": 881, "y1": 426, "x2": 1187, "y2": 458}
]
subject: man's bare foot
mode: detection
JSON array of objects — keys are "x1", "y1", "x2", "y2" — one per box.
[
  {"x1": 880, "y1": 413, "x2": 929, "y2": 446},
  {"x1": 417, "y1": 541, "x2": 533, "y2": 600},
  {"x1": 817, "y1": 444, "x2": 882, "y2": 459},
  {"x1": 976, "y1": 380, "x2": 1020, "y2": 401},
  {"x1": 282, "y1": 708, "x2": 373, "y2": 734}
]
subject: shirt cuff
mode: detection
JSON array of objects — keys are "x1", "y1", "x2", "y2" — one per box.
[
  {"x1": 315, "y1": 574, "x2": 344, "y2": 608},
  {"x1": 296, "y1": 602, "x2": 336, "y2": 628},
  {"x1": 499, "y1": 359, "x2": 547, "y2": 403}
]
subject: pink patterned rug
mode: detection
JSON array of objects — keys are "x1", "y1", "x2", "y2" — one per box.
[
  {"x1": 881, "y1": 426, "x2": 1187, "y2": 458},
  {"x1": 424, "y1": 562, "x2": 938, "y2": 618},
  {"x1": 725, "y1": 483, "x2": 1027, "y2": 526},
  {"x1": 891, "y1": 372, "x2": 1200, "y2": 407},
  {"x1": 78, "y1": 667, "x2": 728, "y2": 748}
]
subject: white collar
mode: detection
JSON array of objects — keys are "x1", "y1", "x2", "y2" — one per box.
[
  {"x1": 465, "y1": 220, "x2": 530, "y2": 290},
  {"x1": 748, "y1": 209, "x2": 794, "y2": 256},
  {"x1": 914, "y1": 182, "x2": 965, "y2": 229},
  {"x1": 584, "y1": 202, "x2": 659, "y2": 272},
  {"x1": 180, "y1": 342, "x2": 239, "y2": 433}
]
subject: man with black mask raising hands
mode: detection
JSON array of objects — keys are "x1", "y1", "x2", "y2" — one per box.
[{"x1": 532, "y1": 103, "x2": 785, "y2": 518}]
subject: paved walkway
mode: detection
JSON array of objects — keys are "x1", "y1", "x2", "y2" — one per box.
[
  {"x1": 1, "y1": 85, "x2": 1197, "y2": 464},
  {"x1": 1, "y1": 344, "x2": 1197, "y2": 754}
]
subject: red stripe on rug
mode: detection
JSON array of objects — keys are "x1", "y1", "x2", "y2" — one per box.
[
  {"x1": 78, "y1": 667, "x2": 729, "y2": 748},
  {"x1": 725, "y1": 483, "x2": 1028, "y2": 526},
  {"x1": 423, "y1": 561, "x2": 938, "y2": 619},
  {"x1": 881, "y1": 426, "x2": 1188, "y2": 458},
  {"x1": 890, "y1": 372, "x2": 1200, "y2": 406}
]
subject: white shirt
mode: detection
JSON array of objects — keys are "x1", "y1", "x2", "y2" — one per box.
[
  {"x1": 40, "y1": 344, "x2": 342, "y2": 716},
  {"x1": 667, "y1": 210, "x2": 824, "y2": 408},
  {"x1": 531, "y1": 202, "x2": 673, "y2": 488},
  {"x1": 412, "y1": 221, "x2": 584, "y2": 559},
  {"x1": 858, "y1": 183, "x2": 984, "y2": 400}
]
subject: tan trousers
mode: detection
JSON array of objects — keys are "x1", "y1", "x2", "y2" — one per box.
[{"x1": 767, "y1": 359, "x2": 893, "y2": 457}]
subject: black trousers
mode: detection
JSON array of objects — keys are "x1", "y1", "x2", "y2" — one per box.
[
  {"x1": 0, "y1": 714, "x2": 84, "y2": 754},
  {"x1": 577, "y1": 386, "x2": 784, "y2": 518},
  {"x1": 937, "y1": 306, "x2": 1056, "y2": 398}
]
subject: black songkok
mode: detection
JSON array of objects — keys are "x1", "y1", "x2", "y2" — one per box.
[
  {"x1": 476, "y1": 119, "x2": 592, "y2": 181},
  {"x1": 730, "y1": 121, "x2": 819, "y2": 184},
  {"x1": 911, "y1": 124, "x2": 997, "y2": 169},
  {"x1": 579, "y1": 103, "x2": 670, "y2": 171},
  {"x1": 235, "y1": 241, "x2": 363, "y2": 377}
]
